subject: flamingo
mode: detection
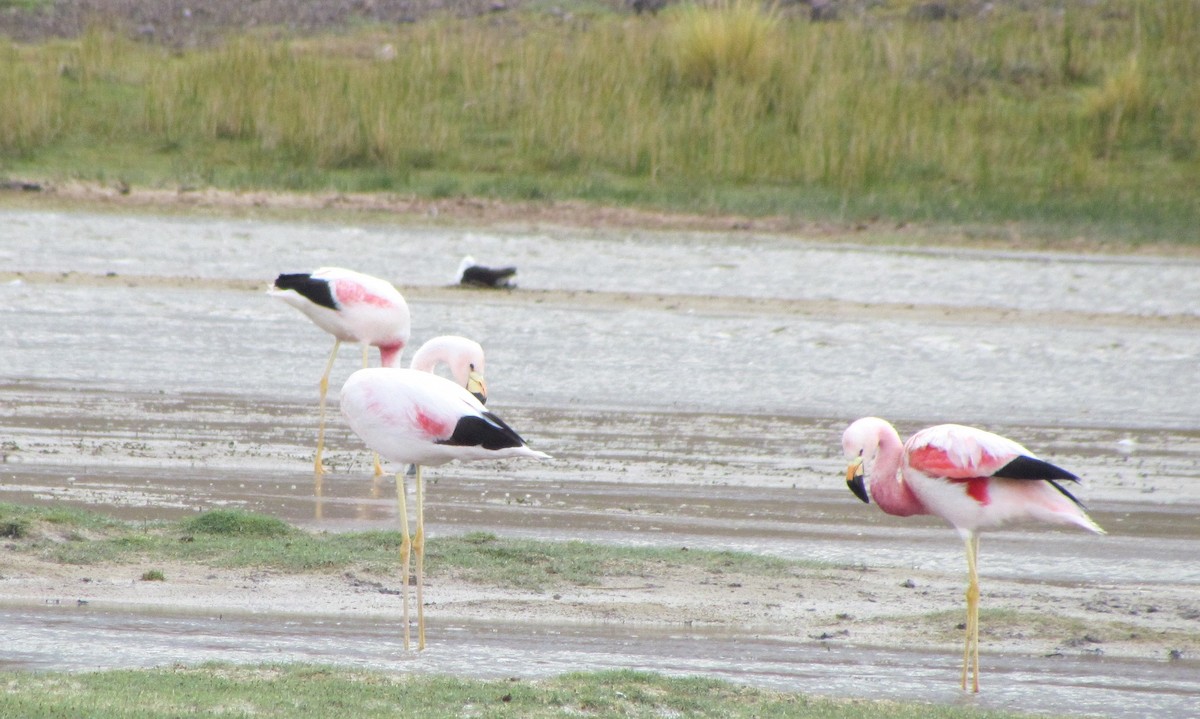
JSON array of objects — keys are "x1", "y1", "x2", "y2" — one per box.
[
  {"x1": 269, "y1": 268, "x2": 410, "y2": 478},
  {"x1": 841, "y1": 417, "x2": 1104, "y2": 692},
  {"x1": 340, "y1": 367, "x2": 550, "y2": 651},
  {"x1": 410, "y1": 335, "x2": 488, "y2": 405}
]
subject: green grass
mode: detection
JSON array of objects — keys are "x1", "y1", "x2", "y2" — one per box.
[
  {"x1": 183, "y1": 509, "x2": 294, "y2": 537},
  {"x1": 0, "y1": 503, "x2": 807, "y2": 590},
  {"x1": 0, "y1": 664, "x2": 1056, "y2": 718},
  {"x1": 1, "y1": 1, "x2": 1198, "y2": 243}
]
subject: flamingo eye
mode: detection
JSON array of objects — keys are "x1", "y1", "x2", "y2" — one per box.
[{"x1": 858, "y1": 449, "x2": 864, "y2": 456}]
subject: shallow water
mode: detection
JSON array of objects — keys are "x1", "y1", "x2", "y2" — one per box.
[
  {"x1": 2, "y1": 209, "x2": 1199, "y2": 717},
  {"x1": 3, "y1": 210, "x2": 1199, "y2": 316}
]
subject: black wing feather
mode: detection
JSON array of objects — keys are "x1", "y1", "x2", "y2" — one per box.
[
  {"x1": 992, "y1": 455, "x2": 1079, "y2": 482},
  {"x1": 437, "y1": 412, "x2": 526, "y2": 450},
  {"x1": 992, "y1": 455, "x2": 1086, "y2": 507},
  {"x1": 274, "y1": 273, "x2": 337, "y2": 310},
  {"x1": 461, "y1": 265, "x2": 517, "y2": 288}
]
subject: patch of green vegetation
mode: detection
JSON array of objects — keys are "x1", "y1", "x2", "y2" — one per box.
[
  {"x1": 182, "y1": 509, "x2": 293, "y2": 538},
  {"x1": 0, "y1": 518, "x2": 30, "y2": 538},
  {"x1": 0, "y1": 664, "x2": 1056, "y2": 718},
  {"x1": 0, "y1": 504, "x2": 824, "y2": 590},
  {"x1": 0, "y1": 502, "x2": 128, "y2": 536},
  {"x1": 0, "y1": 0, "x2": 48, "y2": 12},
  {"x1": 140, "y1": 568, "x2": 166, "y2": 581}
]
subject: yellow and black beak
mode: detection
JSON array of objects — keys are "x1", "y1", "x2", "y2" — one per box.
[
  {"x1": 466, "y1": 370, "x2": 488, "y2": 405},
  {"x1": 845, "y1": 457, "x2": 870, "y2": 504}
]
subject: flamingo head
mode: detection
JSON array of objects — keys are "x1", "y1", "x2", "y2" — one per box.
[
  {"x1": 466, "y1": 365, "x2": 488, "y2": 405},
  {"x1": 841, "y1": 417, "x2": 894, "y2": 505},
  {"x1": 411, "y1": 335, "x2": 487, "y2": 403},
  {"x1": 845, "y1": 455, "x2": 869, "y2": 504}
]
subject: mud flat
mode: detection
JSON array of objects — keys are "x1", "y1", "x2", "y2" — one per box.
[{"x1": 1, "y1": 205, "x2": 1198, "y2": 717}]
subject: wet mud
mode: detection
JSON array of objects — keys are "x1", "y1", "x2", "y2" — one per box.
[{"x1": 1, "y1": 206, "x2": 1199, "y2": 717}]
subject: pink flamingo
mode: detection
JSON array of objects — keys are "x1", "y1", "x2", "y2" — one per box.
[
  {"x1": 340, "y1": 366, "x2": 549, "y2": 651},
  {"x1": 269, "y1": 268, "x2": 410, "y2": 477},
  {"x1": 841, "y1": 417, "x2": 1104, "y2": 692}
]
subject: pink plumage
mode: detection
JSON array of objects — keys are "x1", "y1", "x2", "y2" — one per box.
[
  {"x1": 270, "y1": 267, "x2": 410, "y2": 367},
  {"x1": 841, "y1": 416, "x2": 1104, "y2": 692},
  {"x1": 901, "y1": 423, "x2": 1104, "y2": 535},
  {"x1": 270, "y1": 267, "x2": 411, "y2": 477}
]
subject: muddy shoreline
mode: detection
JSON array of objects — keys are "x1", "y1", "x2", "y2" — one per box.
[
  {"x1": 5, "y1": 181, "x2": 1199, "y2": 257},
  {"x1": 2, "y1": 198, "x2": 1199, "y2": 717}
]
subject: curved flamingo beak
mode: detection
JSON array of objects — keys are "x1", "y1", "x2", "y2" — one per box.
[
  {"x1": 845, "y1": 457, "x2": 870, "y2": 504},
  {"x1": 466, "y1": 370, "x2": 488, "y2": 405}
]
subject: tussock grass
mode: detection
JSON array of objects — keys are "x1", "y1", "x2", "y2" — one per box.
[
  {"x1": 0, "y1": 664, "x2": 1054, "y2": 718},
  {"x1": 182, "y1": 509, "x2": 293, "y2": 538},
  {"x1": 665, "y1": 0, "x2": 783, "y2": 89},
  {"x1": 0, "y1": 504, "x2": 810, "y2": 590},
  {"x1": 2, "y1": 1, "x2": 1199, "y2": 240}
]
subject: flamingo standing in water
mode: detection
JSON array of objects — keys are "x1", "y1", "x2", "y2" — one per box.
[
  {"x1": 340, "y1": 365, "x2": 549, "y2": 651},
  {"x1": 841, "y1": 417, "x2": 1104, "y2": 692},
  {"x1": 269, "y1": 268, "x2": 410, "y2": 478}
]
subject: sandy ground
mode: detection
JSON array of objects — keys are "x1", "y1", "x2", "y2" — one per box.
[{"x1": 2, "y1": 517, "x2": 1196, "y2": 665}]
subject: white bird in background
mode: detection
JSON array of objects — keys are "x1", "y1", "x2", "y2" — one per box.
[
  {"x1": 410, "y1": 335, "x2": 489, "y2": 405},
  {"x1": 269, "y1": 268, "x2": 410, "y2": 478},
  {"x1": 341, "y1": 367, "x2": 549, "y2": 650},
  {"x1": 456, "y1": 255, "x2": 518, "y2": 289},
  {"x1": 841, "y1": 417, "x2": 1105, "y2": 692}
]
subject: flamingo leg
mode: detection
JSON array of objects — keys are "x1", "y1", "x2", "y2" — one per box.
[
  {"x1": 364, "y1": 345, "x2": 385, "y2": 477},
  {"x1": 414, "y1": 465, "x2": 426, "y2": 650},
  {"x1": 395, "y1": 471, "x2": 412, "y2": 652},
  {"x1": 313, "y1": 471, "x2": 324, "y2": 521},
  {"x1": 961, "y1": 532, "x2": 981, "y2": 693},
  {"x1": 314, "y1": 339, "x2": 341, "y2": 478}
]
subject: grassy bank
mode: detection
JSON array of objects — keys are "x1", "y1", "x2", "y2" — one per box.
[
  {"x1": 0, "y1": 665, "x2": 1054, "y2": 719},
  {"x1": 1, "y1": 0, "x2": 1197, "y2": 242},
  {"x1": 0, "y1": 503, "x2": 808, "y2": 590}
]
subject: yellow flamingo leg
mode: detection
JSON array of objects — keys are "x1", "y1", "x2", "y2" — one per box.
[
  {"x1": 962, "y1": 533, "x2": 981, "y2": 692},
  {"x1": 414, "y1": 465, "x2": 426, "y2": 650},
  {"x1": 395, "y1": 471, "x2": 412, "y2": 651},
  {"x1": 314, "y1": 339, "x2": 341, "y2": 478}
]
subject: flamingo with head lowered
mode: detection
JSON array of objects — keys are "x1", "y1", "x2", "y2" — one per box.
[
  {"x1": 341, "y1": 363, "x2": 549, "y2": 651},
  {"x1": 269, "y1": 267, "x2": 410, "y2": 478},
  {"x1": 841, "y1": 417, "x2": 1104, "y2": 692}
]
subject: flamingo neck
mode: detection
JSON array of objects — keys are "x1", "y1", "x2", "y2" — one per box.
[
  {"x1": 378, "y1": 343, "x2": 404, "y2": 368},
  {"x1": 870, "y1": 430, "x2": 928, "y2": 518}
]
